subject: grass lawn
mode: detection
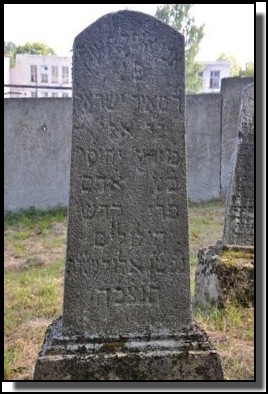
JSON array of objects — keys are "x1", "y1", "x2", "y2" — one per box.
[{"x1": 4, "y1": 201, "x2": 254, "y2": 380}]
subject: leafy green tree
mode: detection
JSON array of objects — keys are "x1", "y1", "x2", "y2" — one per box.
[
  {"x1": 16, "y1": 42, "x2": 56, "y2": 55},
  {"x1": 155, "y1": 4, "x2": 205, "y2": 93},
  {"x1": 239, "y1": 61, "x2": 254, "y2": 77},
  {"x1": 4, "y1": 41, "x2": 17, "y2": 67},
  {"x1": 4, "y1": 41, "x2": 56, "y2": 67},
  {"x1": 217, "y1": 53, "x2": 240, "y2": 76}
]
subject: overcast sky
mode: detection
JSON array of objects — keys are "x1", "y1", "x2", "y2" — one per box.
[{"x1": 4, "y1": 4, "x2": 255, "y2": 67}]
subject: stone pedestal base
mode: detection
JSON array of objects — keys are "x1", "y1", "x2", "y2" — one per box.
[
  {"x1": 34, "y1": 317, "x2": 223, "y2": 380},
  {"x1": 195, "y1": 242, "x2": 254, "y2": 308}
]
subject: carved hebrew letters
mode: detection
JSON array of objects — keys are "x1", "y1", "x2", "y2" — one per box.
[
  {"x1": 223, "y1": 83, "x2": 254, "y2": 246},
  {"x1": 63, "y1": 11, "x2": 190, "y2": 337}
]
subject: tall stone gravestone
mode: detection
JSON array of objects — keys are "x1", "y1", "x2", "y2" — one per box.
[
  {"x1": 223, "y1": 83, "x2": 254, "y2": 245},
  {"x1": 220, "y1": 77, "x2": 254, "y2": 198},
  {"x1": 195, "y1": 83, "x2": 254, "y2": 308},
  {"x1": 34, "y1": 11, "x2": 223, "y2": 380}
]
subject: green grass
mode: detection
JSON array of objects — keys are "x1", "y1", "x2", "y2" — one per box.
[
  {"x1": 4, "y1": 260, "x2": 64, "y2": 380},
  {"x1": 192, "y1": 303, "x2": 254, "y2": 380},
  {"x1": 4, "y1": 200, "x2": 254, "y2": 380},
  {"x1": 5, "y1": 261, "x2": 64, "y2": 329},
  {"x1": 188, "y1": 199, "x2": 225, "y2": 265},
  {"x1": 4, "y1": 206, "x2": 67, "y2": 231},
  {"x1": 4, "y1": 343, "x2": 23, "y2": 380},
  {"x1": 193, "y1": 303, "x2": 254, "y2": 338},
  {"x1": 188, "y1": 198, "x2": 225, "y2": 295},
  {"x1": 4, "y1": 207, "x2": 67, "y2": 379}
]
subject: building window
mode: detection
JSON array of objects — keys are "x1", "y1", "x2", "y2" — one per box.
[
  {"x1": 51, "y1": 66, "x2": 58, "y2": 83},
  {"x1": 41, "y1": 65, "x2": 48, "y2": 82},
  {"x1": 62, "y1": 67, "x2": 69, "y2": 83},
  {"x1": 30, "y1": 65, "x2": 37, "y2": 82},
  {"x1": 31, "y1": 92, "x2": 37, "y2": 97},
  {"x1": 52, "y1": 92, "x2": 58, "y2": 97},
  {"x1": 41, "y1": 65, "x2": 48, "y2": 83},
  {"x1": 62, "y1": 93, "x2": 69, "y2": 98},
  {"x1": 209, "y1": 71, "x2": 220, "y2": 89},
  {"x1": 198, "y1": 71, "x2": 203, "y2": 80},
  {"x1": 41, "y1": 92, "x2": 49, "y2": 97}
]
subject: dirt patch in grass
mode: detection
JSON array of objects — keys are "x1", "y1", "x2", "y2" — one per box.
[
  {"x1": 5, "y1": 318, "x2": 51, "y2": 380},
  {"x1": 205, "y1": 329, "x2": 254, "y2": 380},
  {"x1": 5, "y1": 220, "x2": 67, "y2": 272},
  {"x1": 194, "y1": 305, "x2": 254, "y2": 380}
]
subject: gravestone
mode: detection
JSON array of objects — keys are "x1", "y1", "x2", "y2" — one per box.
[
  {"x1": 195, "y1": 83, "x2": 254, "y2": 308},
  {"x1": 223, "y1": 83, "x2": 254, "y2": 245},
  {"x1": 34, "y1": 11, "x2": 223, "y2": 380},
  {"x1": 220, "y1": 77, "x2": 254, "y2": 198}
]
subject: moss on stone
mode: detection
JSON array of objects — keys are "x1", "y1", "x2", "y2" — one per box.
[
  {"x1": 218, "y1": 248, "x2": 254, "y2": 268},
  {"x1": 100, "y1": 341, "x2": 126, "y2": 353},
  {"x1": 195, "y1": 244, "x2": 254, "y2": 308},
  {"x1": 77, "y1": 344, "x2": 87, "y2": 354}
]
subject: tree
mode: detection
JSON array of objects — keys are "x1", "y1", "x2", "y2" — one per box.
[
  {"x1": 4, "y1": 41, "x2": 56, "y2": 67},
  {"x1": 217, "y1": 53, "x2": 240, "y2": 76},
  {"x1": 155, "y1": 4, "x2": 205, "y2": 93},
  {"x1": 239, "y1": 61, "x2": 254, "y2": 77},
  {"x1": 16, "y1": 42, "x2": 56, "y2": 55},
  {"x1": 4, "y1": 41, "x2": 17, "y2": 67}
]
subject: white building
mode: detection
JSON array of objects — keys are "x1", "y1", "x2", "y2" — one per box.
[
  {"x1": 199, "y1": 60, "x2": 230, "y2": 93},
  {"x1": 9, "y1": 54, "x2": 72, "y2": 98},
  {"x1": 4, "y1": 55, "x2": 10, "y2": 97},
  {"x1": 5, "y1": 55, "x2": 229, "y2": 97}
]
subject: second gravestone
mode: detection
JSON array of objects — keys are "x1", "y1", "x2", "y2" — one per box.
[
  {"x1": 194, "y1": 83, "x2": 254, "y2": 308},
  {"x1": 223, "y1": 83, "x2": 254, "y2": 246},
  {"x1": 34, "y1": 11, "x2": 223, "y2": 380}
]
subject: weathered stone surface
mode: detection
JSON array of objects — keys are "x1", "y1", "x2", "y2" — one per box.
[
  {"x1": 220, "y1": 77, "x2": 254, "y2": 198},
  {"x1": 4, "y1": 98, "x2": 72, "y2": 211},
  {"x1": 194, "y1": 84, "x2": 254, "y2": 309},
  {"x1": 195, "y1": 242, "x2": 254, "y2": 308},
  {"x1": 186, "y1": 94, "x2": 221, "y2": 202},
  {"x1": 34, "y1": 317, "x2": 223, "y2": 380},
  {"x1": 63, "y1": 10, "x2": 190, "y2": 338},
  {"x1": 34, "y1": 10, "x2": 223, "y2": 380},
  {"x1": 222, "y1": 83, "x2": 254, "y2": 246}
]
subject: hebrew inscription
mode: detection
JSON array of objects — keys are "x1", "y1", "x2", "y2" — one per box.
[
  {"x1": 223, "y1": 83, "x2": 254, "y2": 246},
  {"x1": 62, "y1": 11, "x2": 191, "y2": 337}
]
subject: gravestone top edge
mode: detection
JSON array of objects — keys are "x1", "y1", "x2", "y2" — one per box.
[{"x1": 74, "y1": 10, "x2": 185, "y2": 44}]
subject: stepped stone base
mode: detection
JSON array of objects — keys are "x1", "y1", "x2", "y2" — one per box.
[
  {"x1": 34, "y1": 317, "x2": 223, "y2": 380},
  {"x1": 195, "y1": 242, "x2": 254, "y2": 308}
]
